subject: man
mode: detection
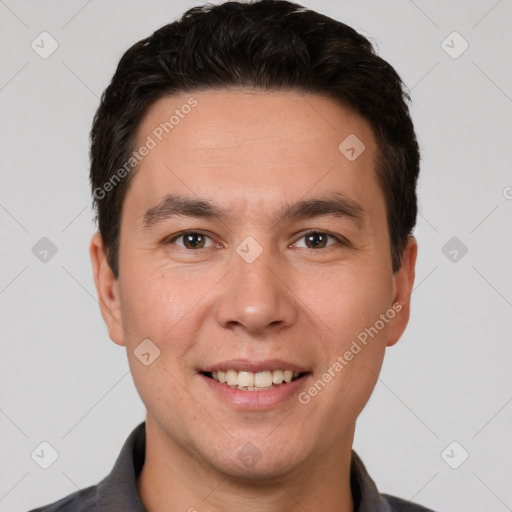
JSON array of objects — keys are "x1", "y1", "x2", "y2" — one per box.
[{"x1": 30, "y1": 0, "x2": 433, "y2": 510}]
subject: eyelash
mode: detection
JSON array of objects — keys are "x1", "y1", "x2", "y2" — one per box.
[{"x1": 164, "y1": 230, "x2": 348, "y2": 251}]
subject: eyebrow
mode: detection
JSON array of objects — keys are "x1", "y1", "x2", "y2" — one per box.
[{"x1": 142, "y1": 193, "x2": 365, "y2": 230}]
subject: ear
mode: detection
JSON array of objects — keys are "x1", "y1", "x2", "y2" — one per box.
[
  {"x1": 386, "y1": 235, "x2": 418, "y2": 347},
  {"x1": 89, "y1": 233, "x2": 126, "y2": 346}
]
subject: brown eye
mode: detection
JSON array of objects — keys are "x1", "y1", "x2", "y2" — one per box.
[
  {"x1": 305, "y1": 232, "x2": 329, "y2": 249},
  {"x1": 182, "y1": 232, "x2": 206, "y2": 249},
  {"x1": 294, "y1": 231, "x2": 341, "y2": 249},
  {"x1": 167, "y1": 231, "x2": 214, "y2": 250}
]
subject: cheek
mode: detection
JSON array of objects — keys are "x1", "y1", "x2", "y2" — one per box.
[
  {"x1": 117, "y1": 266, "x2": 213, "y2": 386},
  {"x1": 296, "y1": 261, "x2": 392, "y2": 341},
  {"x1": 117, "y1": 266, "x2": 198, "y2": 339},
  {"x1": 297, "y1": 261, "x2": 392, "y2": 412},
  {"x1": 120, "y1": 274, "x2": 201, "y2": 411}
]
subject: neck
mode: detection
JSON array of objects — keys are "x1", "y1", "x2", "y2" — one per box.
[{"x1": 137, "y1": 417, "x2": 355, "y2": 512}]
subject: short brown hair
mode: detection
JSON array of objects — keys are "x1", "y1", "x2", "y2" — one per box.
[{"x1": 90, "y1": 0, "x2": 420, "y2": 277}]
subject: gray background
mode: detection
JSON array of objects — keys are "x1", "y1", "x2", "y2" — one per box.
[{"x1": 1, "y1": 1, "x2": 511, "y2": 511}]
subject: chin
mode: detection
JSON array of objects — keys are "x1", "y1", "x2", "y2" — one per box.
[{"x1": 203, "y1": 437, "x2": 309, "y2": 482}]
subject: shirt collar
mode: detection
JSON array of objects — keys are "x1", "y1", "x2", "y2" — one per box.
[
  {"x1": 350, "y1": 450, "x2": 392, "y2": 512},
  {"x1": 96, "y1": 422, "x2": 146, "y2": 512},
  {"x1": 96, "y1": 421, "x2": 391, "y2": 512}
]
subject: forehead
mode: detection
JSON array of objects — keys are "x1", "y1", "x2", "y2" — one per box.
[{"x1": 126, "y1": 89, "x2": 381, "y2": 224}]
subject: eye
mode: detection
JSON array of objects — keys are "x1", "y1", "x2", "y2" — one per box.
[
  {"x1": 165, "y1": 231, "x2": 218, "y2": 250},
  {"x1": 164, "y1": 230, "x2": 346, "y2": 251},
  {"x1": 292, "y1": 230, "x2": 344, "y2": 250}
]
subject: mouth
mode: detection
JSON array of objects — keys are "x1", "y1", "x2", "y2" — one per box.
[{"x1": 201, "y1": 369, "x2": 310, "y2": 391}]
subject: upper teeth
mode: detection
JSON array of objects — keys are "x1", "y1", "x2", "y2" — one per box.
[{"x1": 211, "y1": 369, "x2": 300, "y2": 389}]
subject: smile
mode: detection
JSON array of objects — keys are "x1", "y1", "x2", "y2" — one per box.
[{"x1": 203, "y1": 369, "x2": 305, "y2": 391}]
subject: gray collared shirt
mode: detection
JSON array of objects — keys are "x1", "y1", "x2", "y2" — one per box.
[{"x1": 28, "y1": 422, "x2": 435, "y2": 512}]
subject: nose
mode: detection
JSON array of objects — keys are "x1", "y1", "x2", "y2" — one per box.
[{"x1": 213, "y1": 247, "x2": 298, "y2": 336}]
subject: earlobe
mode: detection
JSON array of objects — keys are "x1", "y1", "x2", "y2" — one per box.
[
  {"x1": 89, "y1": 233, "x2": 127, "y2": 346},
  {"x1": 387, "y1": 235, "x2": 418, "y2": 347}
]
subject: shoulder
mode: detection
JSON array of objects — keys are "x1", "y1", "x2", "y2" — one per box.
[
  {"x1": 26, "y1": 485, "x2": 98, "y2": 512},
  {"x1": 383, "y1": 493, "x2": 437, "y2": 512}
]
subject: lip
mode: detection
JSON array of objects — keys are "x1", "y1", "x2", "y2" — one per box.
[
  {"x1": 200, "y1": 359, "x2": 310, "y2": 373},
  {"x1": 200, "y1": 370, "x2": 312, "y2": 411}
]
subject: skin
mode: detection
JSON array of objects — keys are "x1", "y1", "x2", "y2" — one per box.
[{"x1": 90, "y1": 89, "x2": 417, "y2": 512}]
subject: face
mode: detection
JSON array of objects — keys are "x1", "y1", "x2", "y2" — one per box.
[{"x1": 91, "y1": 89, "x2": 417, "y2": 480}]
